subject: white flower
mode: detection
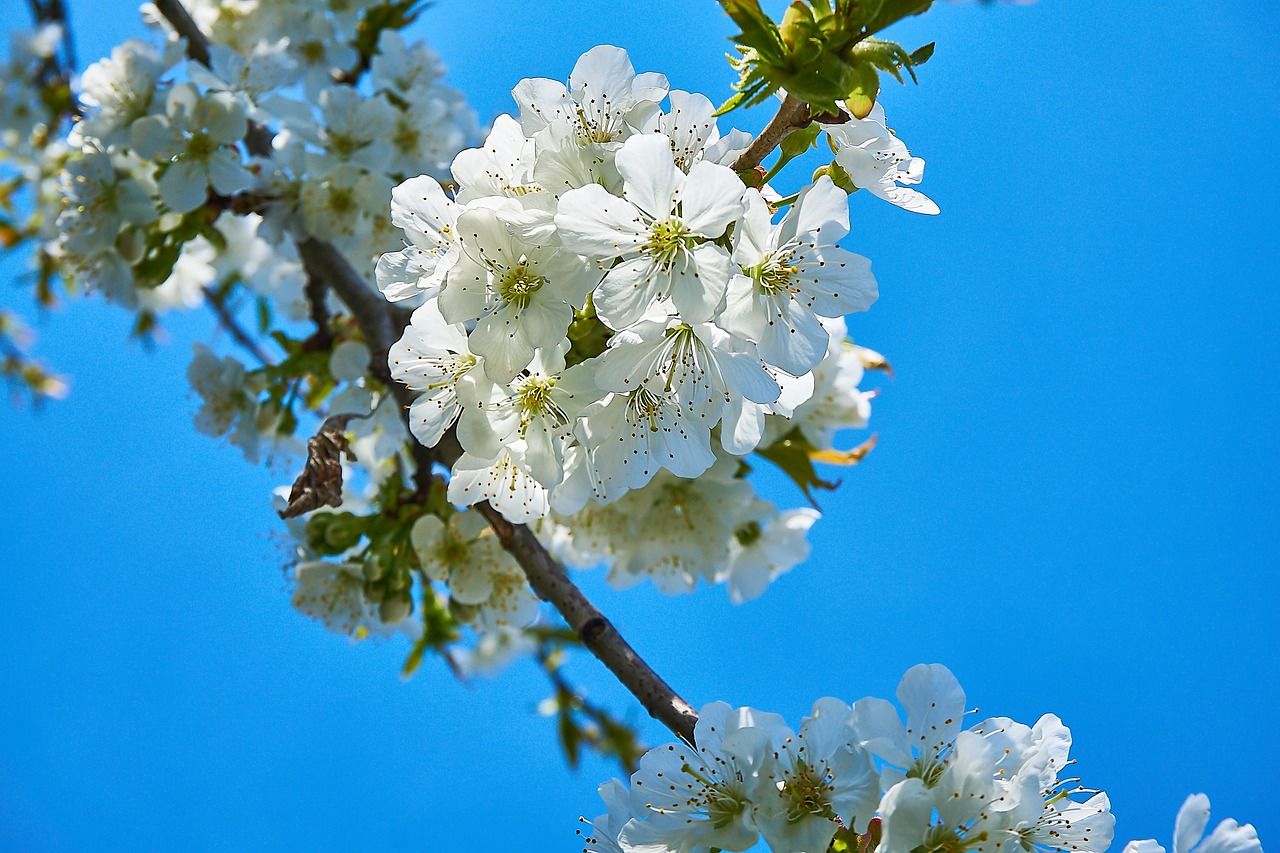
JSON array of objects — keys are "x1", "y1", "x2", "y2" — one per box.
[
  {"x1": 592, "y1": 319, "x2": 780, "y2": 425},
  {"x1": 511, "y1": 44, "x2": 667, "y2": 147},
  {"x1": 1121, "y1": 795, "x2": 1263, "y2": 853},
  {"x1": 827, "y1": 103, "x2": 939, "y2": 216},
  {"x1": 723, "y1": 178, "x2": 879, "y2": 376},
  {"x1": 546, "y1": 461, "x2": 766, "y2": 595},
  {"x1": 575, "y1": 388, "x2": 715, "y2": 503},
  {"x1": 753, "y1": 698, "x2": 881, "y2": 853},
  {"x1": 452, "y1": 114, "x2": 539, "y2": 202},
  {"x1": 658, "y1": 89, "x2": 751, "y2": 171},
  {"x1": 387, "y1": 87, "x2": 472, "y2": 179},
  {"x1": 56, "y1": 150, "x2": 157, "y2": 258},
  {"x1": 555, "y1": 132, "x2": 745, "y2": 329},
  {"x1": 316, "y1": 85, "x2": 396, "y2": 169},
  {"x1": 291, "y1": 560, "x2": 369, "y2": 636},
  {"x1": 388, "y1": 300, "x2": 480, "y2": 447},
  {"x1": 456, "y1": 356, "x2": 603, "y2": 488},
  {"x1": 453, "y1": 626, "x2": 536, "y2": 677},
  {"x1": 857, "y1": 665, "x2": 1114, "y2": 853},
  {"x1": 411, "y1": 510, "x2": 538, "y2": 628},
  {"x1": 378, "y1": 175, "x2": 461, "y2": 302},
  {"x1": 291, "y1": 559, "x2": 419, "y2": 638},
  {"x1": 130, "y1": 83, "x2": 252, "y2": 213},
  {"x1": 73, "y1": 39, "x2": 174, "y2": 147},
  {"x1": 370, "y1": 30, "x2": 445, "y2": 94},
  {"x1": 188, "y1": 42, "x2": 298, "y2": 119},
  {"x1": 581, "y1": 779, "x2": 634, "y2": 853},
  {"x1": 721, "y1": 507, "x2": 819, "y2": 603},
  {"x1": 298, "y1": 160, "x2": 393, "y2": 244},
  {"x1": 447, "y1": 444, "x2": 551, "y2": 523},
  {"x1": 440, "y1": 201, "x2": 596, "y2": 382},
  {"x1": 621, "y1": 702, "x2": 790, "y2": 853}
]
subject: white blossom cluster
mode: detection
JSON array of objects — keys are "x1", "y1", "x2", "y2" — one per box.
[
  {"x1": 583, "y1": 664, "x2": 1115, "y2": 853},
  {"x1": 381, "y1": 47, "x2": 920, "y2": 600},
  {"x1": 50, "y1": 2, "x2": 475, "y2": 313}
]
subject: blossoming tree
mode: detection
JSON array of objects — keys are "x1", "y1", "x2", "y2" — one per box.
[{"x1": 0, "y1": 0, "x2": 1267, "y2": 850}]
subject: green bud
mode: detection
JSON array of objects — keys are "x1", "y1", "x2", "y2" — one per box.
[
  {"x1": 379, "y1": 591, "x2": 414, "y2": 625},
  {"x1": 305, "y1": 511, "x2": 364, "y2": 555},
  {"x1": 363, "y1": 580, "x2": 386, "y2": 604},
  {"x1": 115, "y1": 227, "x2": 146, "y2": 265},
  {"x1": 447, "y1": 598, "x2": 480, "y2": 624},
  {"x1": 844, "y1": 62, "x2": 881, "y2": 119},
  {"x1": 363, "y1": 553, "x2": 387, "y2": 582}
]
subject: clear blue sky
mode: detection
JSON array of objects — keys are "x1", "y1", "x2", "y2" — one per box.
[{"x1": 2, "y1": 0, "x2": 1277, "y2": 850}]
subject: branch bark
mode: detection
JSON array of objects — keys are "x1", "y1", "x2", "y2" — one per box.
[
  {"x1": 730, "y1": 93, "x2": 811, "y2": 173},
  {"x1": 153, "y1": 0, "x2": 701, "y2": 745},
  {"x1": 482, "y1": 501, "x2": 700, "y2": 742}
]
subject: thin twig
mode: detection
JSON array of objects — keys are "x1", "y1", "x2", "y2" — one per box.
[
  {"x1": 200, "y1": 286, "x2": 272, "y2": 366},
  {"x1": 730, "y1": 93, "x2": 811, "y2": 174}
]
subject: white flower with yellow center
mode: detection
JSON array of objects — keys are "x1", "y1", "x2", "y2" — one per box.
[
  {"x1": 456, "y1": 354, "x2": 604, "y2": 488},
  {"x1": 388, "y1": 300, "x2": 480, "y2": 447},
  {"x1": 447, "y1": 443, "x2": 551, "y2": 523},
  {"x1": 593, "y1": 318, "x2": 780, "y2": 426},
  {"x1": 575, "y1": 386, "x2": 716, "y2": 504},
  {"x1": 130, "y1": 83, "x2": 252, "y2": 213},
  {"x1": 511, "y1": 44, "x2": 667, "y2": 148},
  {"x1": 621, "y1": 702, "x2": 789, "y2": 853},
  {"x1": 555, "y1": 132, "x2": 745, "y2": 330},
  {"x1": 724, "y1": 177, "x2": 879, "y2": 376},
  {"x1": 753, "y1": 698, "x2": 881, "y2": 853},
  {"x1": 440, "y1": 201, "x2": 596, "y2": 382},
  {"x1": 411, "y1": 510, "x2": 530, "y2": 622}
]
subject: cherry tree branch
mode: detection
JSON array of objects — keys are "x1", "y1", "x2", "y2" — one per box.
[
  {"x1": 153, "y1": 0, "x2": 701, "y2": 745},
  {"x1": 200, "y1": 286, "x2": 272, "y2": 366},
  {"x1": 730, "y1": 93, "x2": 811, "y2": 173}
]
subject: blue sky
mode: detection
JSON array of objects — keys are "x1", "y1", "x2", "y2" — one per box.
[{"x1": 1, "y1": 0, "x2": 1277, "y2": 850}]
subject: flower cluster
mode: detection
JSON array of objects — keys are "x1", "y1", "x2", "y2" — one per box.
[
  {"x1": 582, "y1": 664, "x2": 1115, "y2": 853},
  {"x1": 50, "y1": 3, "x2": 474, "y2": 314},
  {"x1": 382, "y1": 47, "x2": 917, "y2": 599}
]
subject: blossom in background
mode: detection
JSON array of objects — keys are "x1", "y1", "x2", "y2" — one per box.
[
  {"x1": 130, "y1": 83, "x2": 252, "y2": 213},
  {"x1": 1122, "y1": 795, "x2": 1263, "y2": 853}
]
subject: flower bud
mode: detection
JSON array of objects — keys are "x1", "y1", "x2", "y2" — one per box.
[{"x1": 379, "y1": 591, "x2": 413, "y2": 625}]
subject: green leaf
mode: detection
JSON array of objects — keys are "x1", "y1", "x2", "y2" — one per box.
[
  {"x1": 401, "y1": 633, "x2": 430, "y2": 678},
  {"x1": 909, "y1": 41, "x2": 935, "y2": 65},
  {"x1": 755, "y1": 427, "x2": 839, "y2": 504},
  {"x1": 861, "y1": 0, "x2": 934, "y2": 38}
]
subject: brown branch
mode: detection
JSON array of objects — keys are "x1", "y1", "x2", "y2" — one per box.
[
  {"x1": 730, "y1": 93, "x2": 811, "y2": 174},
  {"x1": 150, "y1": 0, "x2": 210, "y2": 67},
  {"x1": 200, "y1": 286, "x2": 272, "y2": 365},
  {"x1": 154, "y1": 0, "x2": 700, "y2": 746},
  {"x1": 481, "y1": 500, "x2": 698, "y2": 742}
]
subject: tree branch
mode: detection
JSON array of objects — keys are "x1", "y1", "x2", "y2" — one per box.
[
  {"x1": 200, "y1": 286, "x2": 272, "y2": 366},
  {"x1": 154, "y1": 0, "x2": 701, "y2": 746},
  {"x1": 452, "y1": 466, "x2": 699, "y2": 743},
  {"x1": 731, "y1": 93, "x2": 811, "y2": 173},
  {"x1": 150, "y1": 0, "x2": 210, "y2": 66}
]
